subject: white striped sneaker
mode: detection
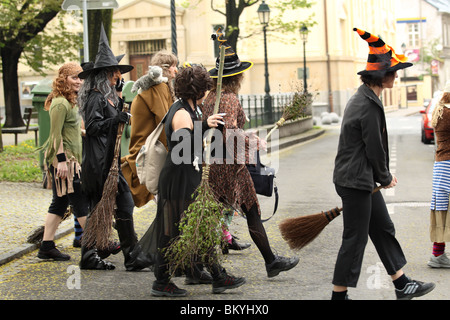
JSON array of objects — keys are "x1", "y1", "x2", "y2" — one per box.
[
  {"x1": 395, "y1": 278, "x2": 435, "y2": 300},
  {"x1": 428, "y1": 253, "x2": 450, "y2": 268}
]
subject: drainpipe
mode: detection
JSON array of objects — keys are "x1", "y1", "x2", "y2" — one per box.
[{"x1": 324, "y1": 0, "x2": 333, "y2": 113}]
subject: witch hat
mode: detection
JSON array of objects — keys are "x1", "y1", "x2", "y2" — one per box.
[
  {"x1": 209, "y1": 29, "x2": 253, "y2": 78},
  {"x1": 354, "y1": 27, "x2": 412, "y2": 77},
  {"x1": 79, "y1": 24, "x2": 133, "y2": 79}
]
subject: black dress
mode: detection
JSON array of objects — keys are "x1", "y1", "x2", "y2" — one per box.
[{"x1": 135, "y1": 99, "x2": 204, "y2": 278}]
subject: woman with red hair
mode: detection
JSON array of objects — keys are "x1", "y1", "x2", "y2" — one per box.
[{"x1": 37, "y1": 62, "x2": 88, "y2": 261}]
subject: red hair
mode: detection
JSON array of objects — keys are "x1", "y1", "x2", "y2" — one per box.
[{"x1": 44, "y1": 62, "x2": 83, "y2": 111}]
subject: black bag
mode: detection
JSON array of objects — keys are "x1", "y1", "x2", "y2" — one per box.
[{"x1": 246, "y1": 151, "x2": 278, "y2": 222}]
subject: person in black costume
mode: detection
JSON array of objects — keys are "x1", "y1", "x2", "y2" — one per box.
[
  {"x1": 77, "y1": 25, "x2": 147, "y2": 271},
  {"x1": 146, "y1": 63, "x2": 246, "y2": 297}
]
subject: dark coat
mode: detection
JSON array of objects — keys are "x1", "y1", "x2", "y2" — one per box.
[
  {"x1": 82, "y1": 90, "x2": 129, "y2": 203},
  {"x1": 333, "y1": 84, "x2": 392, "y2": 192}
]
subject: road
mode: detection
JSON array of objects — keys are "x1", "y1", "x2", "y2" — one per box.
[{"x1": 0, "y1": 109, "x2": 443, "y2": 309}]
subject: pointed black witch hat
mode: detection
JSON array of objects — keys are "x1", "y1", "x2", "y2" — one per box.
[{"x1": 79, "y1": 24, "x2": 133, "y2": 79}]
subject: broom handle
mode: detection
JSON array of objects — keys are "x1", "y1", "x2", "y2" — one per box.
[
  {"x1": 337, "y1": 185, "x2": 383, "y2": 212},
  {"x1": 110, "y1": 103, "x2": 129, "y2": 171},
  {"x1": 204, "y1": 44, "x2": 226, "y2": 168}
]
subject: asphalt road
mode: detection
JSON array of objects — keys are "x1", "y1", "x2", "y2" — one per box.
[{"x1": 0, "y1": 108, "x2": 444, "y2": 314}]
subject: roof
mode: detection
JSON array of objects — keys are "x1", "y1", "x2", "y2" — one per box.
[{"x1": 426, "y1": 0, "x2": 450, "y2": 14}]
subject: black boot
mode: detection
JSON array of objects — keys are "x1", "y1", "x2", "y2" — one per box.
[
  {"x1": 115, "y1": 219, "x2": 152, "y2": 271},
  {"x1": 79, "y1": 246, "x2": 115, "y2": 270}
]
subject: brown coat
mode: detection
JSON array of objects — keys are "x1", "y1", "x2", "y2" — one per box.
[{"x1": 121, "y1": 83, "x2": 173, "y2": 207}]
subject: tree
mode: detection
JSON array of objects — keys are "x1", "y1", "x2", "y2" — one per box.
[
  {"x1": 0, "y1": 0, "x2": 82, "y2": 128},
  {"x1": 202, "y1": 0, "x2": 316, "y2": 52},
  {"x1": 87, "y1": 9, "x2": 113, "y2": 62}
]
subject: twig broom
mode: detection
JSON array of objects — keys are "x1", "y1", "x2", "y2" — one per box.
[
  {"x1": 279, "y1": 186, "x2": 382, "y2": 250},
  {"x1": 82, "y1": 104, "x2": 129, "y2": 250},
  {"x1": 163, "y1": 34, "x2": 227, "y2": 273}
]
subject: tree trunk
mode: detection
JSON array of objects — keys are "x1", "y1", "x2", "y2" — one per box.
[
  {"x1": 1, "y1": 44, "x2": 24, "y2": 128},
  {"x1": 88, "y1": 9, "x2": 113, "y2": 62}
]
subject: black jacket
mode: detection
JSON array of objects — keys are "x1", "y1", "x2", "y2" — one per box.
[{"x1": 333, "y1": 84, "x2": 392, "y2": 192}]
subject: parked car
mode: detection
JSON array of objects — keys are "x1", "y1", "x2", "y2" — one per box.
[{"x1": 421, "y1": 97, "x2": 438, "y2": 144}]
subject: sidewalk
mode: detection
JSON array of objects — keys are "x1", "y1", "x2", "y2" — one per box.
[{"x1": 0, "y1": 105, "x2": 421, "y2": 266}]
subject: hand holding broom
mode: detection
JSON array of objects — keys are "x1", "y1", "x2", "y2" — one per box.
[
  {"x1": 279, "y1": 186, "x2": 383, "y2": 251},
  {"x1": 163, "y1": 30, "x2": 228, "y2": 274},
  {"x1": 82, "y1": 104, "x2": 130, "y2": 250}
]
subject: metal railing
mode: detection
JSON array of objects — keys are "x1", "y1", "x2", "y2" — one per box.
[{"x1": 239, "y1": 93, "x2": 299, "y2": 129}]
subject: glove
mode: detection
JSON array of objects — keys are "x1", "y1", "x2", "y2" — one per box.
[
  {"x1": 115, "y1": 111, "x2": 130, "y2": 124},
  {"x1": 115, "y1": 78, "x2": 125, "y2": 92}
]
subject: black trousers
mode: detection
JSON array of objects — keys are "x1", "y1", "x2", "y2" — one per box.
[{"x1": 332, "y1": 185, "x2": 407, "y2": 288}]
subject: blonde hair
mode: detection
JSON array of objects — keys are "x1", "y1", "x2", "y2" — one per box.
[{"x1": 44, "y1": 62, "x2": 83, "y2": 111}]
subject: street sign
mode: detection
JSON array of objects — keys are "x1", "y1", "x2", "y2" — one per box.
[
  {"x1": 61, "y1": 0, "x2": 119, "y2": 63},
  {"x1": 62, "y1": 0, "x2": 119, "y2": 10}
]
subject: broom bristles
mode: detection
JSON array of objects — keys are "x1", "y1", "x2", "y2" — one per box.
[
  {"x1": 82, "y1": 173, "x2": 118, "y2": 250},
  {"x1": 279, "y1": 207, "x2": 341, "y2": 251}
]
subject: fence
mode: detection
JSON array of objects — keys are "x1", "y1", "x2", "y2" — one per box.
[{"x1": 239, "y1": 93, "x2": 306, "y2": 129}]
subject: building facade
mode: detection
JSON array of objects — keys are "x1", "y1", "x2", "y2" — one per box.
[{"x1": 1, "y1": 0, "x2": 438, "y2": 116}]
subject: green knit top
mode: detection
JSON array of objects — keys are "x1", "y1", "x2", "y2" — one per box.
[{"x1": 41, "y1": 96, "x2": 82, "y2": 165}]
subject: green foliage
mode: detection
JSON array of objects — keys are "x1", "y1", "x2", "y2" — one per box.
[
  {"x1": 0, "y1": 0, "x2": 82, "y2": 75},
  {"x1": 163, "y1": 178, "x2": 226, "y2": 275},
  {"x1": 0, "y1": 139, "x2": 41, "y2": 182}
]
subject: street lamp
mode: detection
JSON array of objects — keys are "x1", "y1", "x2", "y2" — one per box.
[
  {"x1": 300, "y1": 25, "x2": 308, "y2": 93},
  {"x1": 401, "y1": 43, "x2": 408, "y2": 108},
  {"x1": 257, "y1": 0, "x2": 273, "y2": 124}
]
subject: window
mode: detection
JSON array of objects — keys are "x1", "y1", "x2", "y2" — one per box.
[
  {"x1": 129, "y1": 40, "x2": 166, "y2": 55},
  {"x1": 408, "y1": 23, "x2": 420, "y2": 47}
]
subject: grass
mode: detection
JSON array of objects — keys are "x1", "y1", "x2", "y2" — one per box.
[{"x1": 0, "y1": 139, "x2": 42, "y2": 182}]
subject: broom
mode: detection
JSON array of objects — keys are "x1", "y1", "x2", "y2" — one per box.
[
  {"x1": 279, "y1": 186, "x2": 382, "y2": 251},
  {"x1": 163, "y1": 32, "x2": 227, "y2": 274},
  {"x1": 82, "y1": 104, "x2": 129, "y2": 250},
  {"x1": 27, "y1": 206, "x2": 72, "y2": 244},
  {"x1": 265, "y1": 89, "x2": 313, "y2": 141}
]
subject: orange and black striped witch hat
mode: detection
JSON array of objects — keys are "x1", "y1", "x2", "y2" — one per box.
[{"x1": 354, "y1": 27, "x2": 412, "y2": 77}]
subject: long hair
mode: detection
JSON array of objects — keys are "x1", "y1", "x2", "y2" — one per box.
[
  {"x1": 44, "y1": 62, "x2": 83, "y2": 111},
  {"x1": 78, "y1": 67, "x2": 119, "y2": 118}
]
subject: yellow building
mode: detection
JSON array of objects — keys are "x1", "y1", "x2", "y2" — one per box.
[
  {"x1": 110, "y1": 0, "x2": 409, "y2": 115},
  {"x1": 2, "y1": 0, "x2": 431, "y2": 116}
]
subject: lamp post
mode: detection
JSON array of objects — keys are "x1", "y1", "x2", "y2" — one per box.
[
  {"x1": 257, "y1": 0, "x2": 273, "y2": 124},
  {"x1": 401, "y1": 43, "x2": 408, "y2": 109},
  {"x1": 300, "y1": 25, "x2": 308, "y2": 93}
]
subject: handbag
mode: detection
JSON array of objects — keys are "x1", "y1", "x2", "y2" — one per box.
[
  {"x1": 246, "y1": 150, "x2": 279, "y2": 222},
  {"x1": 135, "y1": 114, "x2": 167, "y2": 195}
]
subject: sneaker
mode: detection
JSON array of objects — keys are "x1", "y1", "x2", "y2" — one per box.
[
  {"x1": 395, "y1": 278, "x2": 435, "y2": 300},
  {"x1": 151, "y1": 281, "x2": 187, "y2": 297},
  {"x1": 266, "y1": 255, "x2": 299, "y2": 278},
  {"x1": 38, "y1": 246, "x2": 70, "y2": 261},
  {"x1": 428, "y1": 253, "x2": 450, "y2": 268},
  {"x1": 212, "y1": 272, "x2": 246, "y2": 294}
]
